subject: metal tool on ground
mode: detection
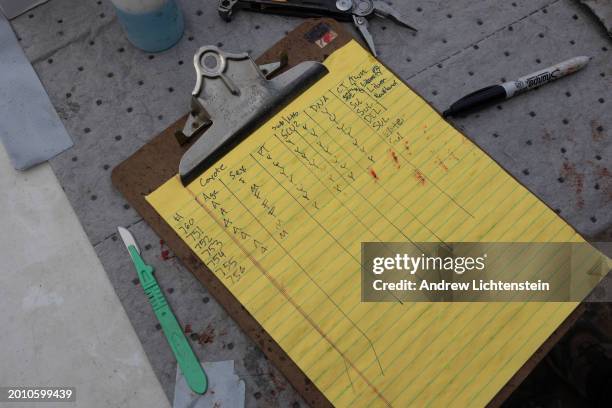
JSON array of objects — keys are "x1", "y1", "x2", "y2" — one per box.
[
  {"x1": 217, "y1": 0, "x2": 417, "y2": 56},
  {"x1": 443, "y1": 56, "x2": 590, "y2": 117},
  {"x1": 117, "y1": 226, "x2": 208, "y2": 395},
  {"x1": 176, "y1": 45, "x2": 328, "y2": 185}
]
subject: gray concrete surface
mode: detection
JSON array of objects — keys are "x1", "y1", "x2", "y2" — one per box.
[{"x1": 7, "y1": 0, "x2": 611, "y2": 406}]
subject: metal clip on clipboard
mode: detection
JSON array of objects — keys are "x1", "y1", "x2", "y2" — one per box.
[{"x1": 176, "y1": 46, "x2": 328, "y2": 185}]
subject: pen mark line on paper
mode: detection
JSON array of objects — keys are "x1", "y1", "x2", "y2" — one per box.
[
  {"x1": 275, "y1": 122, "x2": 423, "y2": 255},
  {"x1": 327, "y1": 88, "x2": 475, "y2": 219},
  {"x1": 332, "y1": 57, "x2": 389, "y2": 113},
  {"x1": 247, "y1": 153, "x2": 385, "y2": 375},
  {"x1": 344, "y1": 358, "x2": 355, "y2": 393},
  {"x1": 183, "y1": 182, "x2": 391, "y2": 405},
  {"x1": 302, "y1": 108, "x2": 453, "y2": 246}
]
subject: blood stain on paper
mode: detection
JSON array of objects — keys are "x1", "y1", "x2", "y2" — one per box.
[
  {"x1": 390, "y1": 150, "x2": 400, "y2": 168},
  {"x1": 436, "y1": 157, "x2": 448, "y2": 172},
  {"x1": 370, "y1": 168, "x2": 379, "y2": 181},
  {"x1": 414, "y1": 169, "x2": 426, "y2": 185},
  {"x1": 404, "y1": 141, "x2": 411, "y2": 154}
]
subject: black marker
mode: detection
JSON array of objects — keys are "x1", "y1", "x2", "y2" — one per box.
[{"x1": 443, "y1": 56, "x2": 589, "y2": 117}]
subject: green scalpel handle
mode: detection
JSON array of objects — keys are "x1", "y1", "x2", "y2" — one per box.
[{"x1": 128, "y1": 246, "x2": 208, "y2": 394}]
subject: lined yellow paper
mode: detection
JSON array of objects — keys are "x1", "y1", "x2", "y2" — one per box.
[{"x1": 147, "y1": 41, "x2": 598, "y2": 407}]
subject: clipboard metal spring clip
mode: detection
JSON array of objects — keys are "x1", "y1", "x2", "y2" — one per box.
[{"x1": 176, "y1": 45, "x2": 329, "y2": 185}]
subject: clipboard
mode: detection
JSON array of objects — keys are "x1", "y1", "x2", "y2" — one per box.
[{"x1": 111, "y1": 18, "x2": 585, "y2": 407}]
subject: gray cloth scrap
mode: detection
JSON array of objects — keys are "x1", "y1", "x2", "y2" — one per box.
[
  {"x1": 0, "y1": 0, "x2": 49, "y2": 19},
  {"x1": 0, "y1": 14, "x2": 72, "y2": 170},
  {"x1": 173, "y1": 360, "x2": 245, "y2": 408},
  {"x1": 579, "y1": 0, "x2": 612, "y2": 37}
]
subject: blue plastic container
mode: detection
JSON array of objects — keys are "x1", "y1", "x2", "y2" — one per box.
[{"x1": 112, "y1": 0, "x2": 184, "y2": 52}]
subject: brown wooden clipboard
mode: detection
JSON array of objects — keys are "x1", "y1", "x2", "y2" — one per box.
[{"x1": 111, "y1": 18, "x2": 584, "y2": 407}]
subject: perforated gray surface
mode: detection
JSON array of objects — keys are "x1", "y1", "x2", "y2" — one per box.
[{"x1": 9, "y1": 0, "x2": 611, "y2": 405}]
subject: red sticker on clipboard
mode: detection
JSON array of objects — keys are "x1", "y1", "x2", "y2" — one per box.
[{"x1": 304, "y1": 22, "x2": 338, "y2": 49}]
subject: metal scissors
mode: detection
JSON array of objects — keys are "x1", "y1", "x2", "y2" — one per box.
[{"x1": 217, "y1": 0, "x2": 417, "y2": 56}]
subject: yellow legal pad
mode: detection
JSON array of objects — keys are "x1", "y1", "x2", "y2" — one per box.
[{"x1": 147, "y1": 41, "x2": 599, "y2": 407}]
